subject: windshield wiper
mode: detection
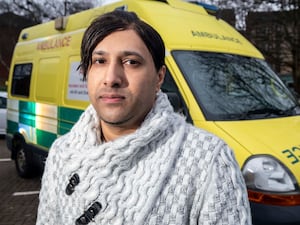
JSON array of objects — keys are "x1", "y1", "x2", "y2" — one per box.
[
  {"x1": 239, "y1": 108, "x2": 288, "y2": 120},
  {"x1": 284, "y1": 105, "x2": 300, "y2": 116}
]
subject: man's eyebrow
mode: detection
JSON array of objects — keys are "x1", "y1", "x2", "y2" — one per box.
[
  {"x1": 92, "y1": 50, "x2": 144, "y2": 59},
  {"x1": 92, "y1": 50, "x2": 106, "y2": 55},
  {"x1": 122, "y1": 51, "x2": 144, "y2": 59}
]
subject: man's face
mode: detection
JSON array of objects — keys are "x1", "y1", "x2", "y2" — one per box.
[{"x1": 87, "y1": 29, "x2": 165, "y2": 130}]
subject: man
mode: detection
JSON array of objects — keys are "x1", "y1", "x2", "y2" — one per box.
[{"x1": 36, "y1": 10, "x2": 251, "y2": 225}]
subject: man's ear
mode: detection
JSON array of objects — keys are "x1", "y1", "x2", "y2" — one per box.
[{"x1": 156, "y1": 65, "x2": 166, "y2": 92}]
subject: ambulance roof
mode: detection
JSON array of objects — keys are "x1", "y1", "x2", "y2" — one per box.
[{"x1": 18, "y1": 0, "x2": 263, "y2": 58}]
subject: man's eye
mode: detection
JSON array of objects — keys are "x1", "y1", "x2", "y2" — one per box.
[
  {"x1": 124, "y1": 59, "x2": 139, "y2": 65},
  {"x1": 93, "y1": 58, "x2": 105, "y2": 64}
]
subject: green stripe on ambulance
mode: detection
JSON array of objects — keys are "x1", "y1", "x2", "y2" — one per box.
[{"x1": 7, "y1": 99, "x2": 83, "y2": 149}]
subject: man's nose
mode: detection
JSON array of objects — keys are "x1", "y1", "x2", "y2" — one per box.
[{"x1": 103, "y1": 62, "x2": 123, "y2": 87}]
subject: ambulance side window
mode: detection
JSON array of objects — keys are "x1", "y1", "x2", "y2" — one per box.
[{"x1": 11, "y1": 63, "x2": 33, "y2": 97}]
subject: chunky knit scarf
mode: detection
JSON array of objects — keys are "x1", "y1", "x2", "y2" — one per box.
[{"x1": 37, "y1": 92, "x2": 251, "y2": 225}]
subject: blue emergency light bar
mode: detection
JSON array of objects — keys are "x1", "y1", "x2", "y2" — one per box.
[{"x1": 188, "y1": 1, "x2": 219, "y2": 15}]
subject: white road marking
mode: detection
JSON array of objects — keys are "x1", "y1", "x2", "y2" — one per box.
[
  {"x1": 0, "y1": 158, "x2": 11, "y2": 162},
  {"x1": 12, "y1": 191, "x2": 40, "y2": 196}
]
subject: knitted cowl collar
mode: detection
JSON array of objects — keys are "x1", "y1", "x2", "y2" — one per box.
[{"x1": 57, "y1": 91, "x2": 187, "y2": 224}]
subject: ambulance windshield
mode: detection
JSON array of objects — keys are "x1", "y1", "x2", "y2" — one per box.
[{"x1": 172, "y1": 51, "x2": 300, "y2": 121}]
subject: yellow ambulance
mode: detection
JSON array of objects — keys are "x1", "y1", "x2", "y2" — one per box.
[{"x1": 6, "y1": 0, "x2": 300, "y2": 224}]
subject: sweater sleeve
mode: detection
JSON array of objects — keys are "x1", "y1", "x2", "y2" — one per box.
[
  {"x1": 36, "y1": 145, "x2": 59, "y2": 225},
  {"x1": 194, "y1": 139, "x2": 252, "y2": 225}
]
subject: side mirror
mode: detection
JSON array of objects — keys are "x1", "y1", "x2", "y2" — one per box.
[
  {"x1": 165, "y1": 91, "x2": 193, "y2": 124},
  {"x1": 166, "y1": 92, "x2": 182, "y2": 113}
]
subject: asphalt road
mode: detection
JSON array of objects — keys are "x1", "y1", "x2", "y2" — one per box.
[{"x1": 0, "y1": 137, "x2": 41, "y2": 225}]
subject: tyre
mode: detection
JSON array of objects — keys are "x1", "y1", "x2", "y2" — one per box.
[{"x1": 14, "y1": 140, "x2": 35, "y2": 178}]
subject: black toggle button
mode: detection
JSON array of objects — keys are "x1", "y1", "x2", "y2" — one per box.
[
  {"x1": 66, "y1": 173, "x2": 80, "y2": 195},
  {"x1": 86, "y1": 202, "x2": 102, "y2": 218},
  {"x1": 76, "y1": 215, "x2": 89, "y2": 225},
  {"x1": 75, "y1": 202, "x2": 102, "y2": 225}
]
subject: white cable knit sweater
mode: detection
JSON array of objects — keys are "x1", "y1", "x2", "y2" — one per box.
[{"x1": 36, "y1": 92, "x2": 252, "y2": 225}]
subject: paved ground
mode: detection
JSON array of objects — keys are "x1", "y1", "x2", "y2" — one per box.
[{"x1": 0, "y1": 137, "x2": 41, "y2": 225}]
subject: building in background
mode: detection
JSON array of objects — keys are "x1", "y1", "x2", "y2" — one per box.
[
  {"x1": 0, "y1": 12, "x2": 37, "y2": 90},
  {"x1": 244, "y1": 10, "x2": 299, "y2": 94}
]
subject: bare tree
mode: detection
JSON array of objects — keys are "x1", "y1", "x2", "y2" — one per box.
[
  {"x1": 0, "y1": 0, "x2": 95, "y2": 22},
  {"x1": 246, "y1": 0, "x2": 300, "y2": 93},
  {"x1": 11, "y1": 0, "x2": 44, "y2": 23},
  {"x1": 0, "y1": 0, "x2": 10, "y2": 12},
  {"x1": 205, "y1": 0, "x2": 299, "y2": 94},
  {"x1": 0, "y1": 0, "x2": 95, "y2": 88}
]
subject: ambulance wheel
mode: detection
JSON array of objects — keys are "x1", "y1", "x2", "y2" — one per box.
[{"x1": 15, "y1": 141, "x2": 34, "y2": 178}]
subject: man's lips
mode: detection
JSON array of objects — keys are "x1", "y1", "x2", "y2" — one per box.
[{"x1": 99, "y1": 94, "x2": 125, "y2": 103}]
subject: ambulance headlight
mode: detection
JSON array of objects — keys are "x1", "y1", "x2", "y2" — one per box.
[{"x1": 242, "y1": 155, "x2": 297, "y2": 192}]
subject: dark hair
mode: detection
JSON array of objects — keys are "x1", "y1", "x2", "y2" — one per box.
[{"x1": 80, "y1": 10, "x2": 165, "y2": 79}]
